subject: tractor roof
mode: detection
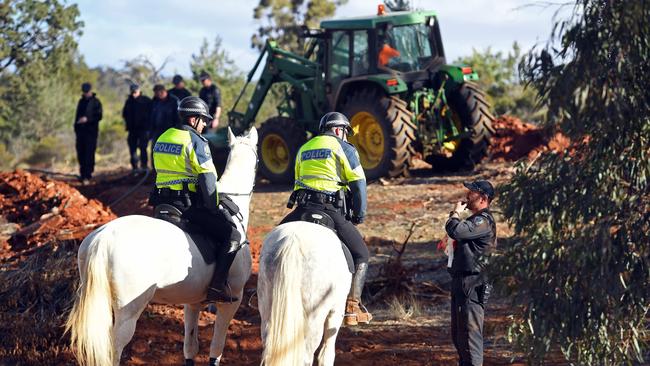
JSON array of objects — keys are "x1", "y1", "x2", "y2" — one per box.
[{"x1": 320, "y1": 10, "x2": 437, "y2": 30}]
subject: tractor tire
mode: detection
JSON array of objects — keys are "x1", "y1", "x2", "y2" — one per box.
[
  {"x1": 430, "y1": 82, "x2": 495, "y2": 171},
  {"x1": 257, "y1": 117, "x2": 306, "y2": 183},
  {"x1": 341, "y1": 88, "x2": 416, "y2": 181}
]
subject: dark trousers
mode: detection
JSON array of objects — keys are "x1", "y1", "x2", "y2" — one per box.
[
  {"x1": 183, "y1": 206, "x2": 241, "y2": 247},
  {"x1": 127, "y1": 130, "x2": 149, "y2": 169},
  {"x1": 75, "y1": 126, "x2": 98, "y2": 180},
  {"x1": 280, "y1": 204, "x2": 369, "y2": 264},
  {"x1": 450, "y1": 275, "x2": 485, "y2": 366}
]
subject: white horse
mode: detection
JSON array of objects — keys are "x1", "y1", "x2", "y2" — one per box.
[
  {"x1": 65, "y1": 127, "x2": 258, "y2": 366},
  {"x1": 258, "y1": 221, "x2": 352, "y2": 366}
]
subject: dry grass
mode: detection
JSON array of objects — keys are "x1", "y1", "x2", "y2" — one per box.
[
  {"x1": 386, "y1": 295, "x2": 425, "y2": 321},
  {"x1": 0, "y1": 242, "x2": 79, "y2": 364}
]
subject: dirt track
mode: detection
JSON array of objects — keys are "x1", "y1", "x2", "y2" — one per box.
[
  {"x1": 0, "y1": 116, "x2": 572, "y2": 365},
  {"x1": 114, "y1": 161, "x2": 522, "y2": 366}
]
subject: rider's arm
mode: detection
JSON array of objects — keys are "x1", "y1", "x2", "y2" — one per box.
[
  {"x1": 348, "y1": 179, "x2": 367, "y2": 221},
  {"x1": 190, "y1": 134, "x2": 219, "y2": 213},
  {"x1": 340, "y1": 142, "x2": 367, "y2": 221}
]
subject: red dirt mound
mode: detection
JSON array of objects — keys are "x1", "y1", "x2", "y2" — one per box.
[
  {"x1": 489, "y1": 115, "x2": 570, "y2": 161},
  {"x1": 0, "y1": 169, "x2": 116, "y2": 260}
]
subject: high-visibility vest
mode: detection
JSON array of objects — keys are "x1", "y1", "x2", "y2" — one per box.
[
  {"x1": 294, "y1": 134, "x2": 365, "y2": 193},
  {"x1": 153, "y1": 126, "x2": 219, "y2": 205}
]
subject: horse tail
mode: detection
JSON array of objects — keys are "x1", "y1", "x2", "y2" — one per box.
[
  {"x1": 65, "y1": 229, "x2": 114, "y2": 366},
  {"x1": 262, "y1": 232, "x2": 307, "y2": 366}
]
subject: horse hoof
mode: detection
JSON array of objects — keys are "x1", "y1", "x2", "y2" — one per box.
[
  {"x1": 184, "y1": 359, "x2": 194, "y2": 366},
  {"x1": 209, "y1": 357, "x2": 219, "y2": 366}
]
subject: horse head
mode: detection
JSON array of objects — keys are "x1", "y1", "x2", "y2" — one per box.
[
  {"x1": 219, "y1": 127, "x2": 259, "y2": 231},
  {"x1": 220, "y1": 126, "x2": 258, "y2": 195}
]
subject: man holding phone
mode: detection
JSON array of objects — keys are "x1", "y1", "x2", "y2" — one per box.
[{"x1": 445, "y1": 180, "x2": 497, "y2": 366}]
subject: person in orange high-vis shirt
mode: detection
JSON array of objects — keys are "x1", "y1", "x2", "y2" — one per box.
[{"x1": 378, "y1": 42, "x2": 400, "y2": 66}]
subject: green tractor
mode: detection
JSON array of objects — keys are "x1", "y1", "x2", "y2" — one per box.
[{"x1": 209, "y1": 6, "x2": 494, "y2": 183}]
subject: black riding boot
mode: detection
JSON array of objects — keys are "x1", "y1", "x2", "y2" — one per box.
[
  {"x1": 344, "y1": 262, "x2": 373, "y2": 325},
  {"x1": 206, "y1": 231, "x2": 241, "y2": 303}
]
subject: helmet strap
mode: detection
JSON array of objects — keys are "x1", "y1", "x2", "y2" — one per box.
[{"x1": 189, "y1": 116, "x2": 200, "y2": 130}]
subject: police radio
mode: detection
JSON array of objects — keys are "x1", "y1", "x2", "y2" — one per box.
[{"x1": 287, "y1": 191, "x2": 298, "y2": 209}]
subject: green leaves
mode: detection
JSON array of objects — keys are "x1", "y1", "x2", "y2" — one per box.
[
  {"x1": 0, "y1": 0, "x2": 86, "y2": 168},
  {"x1": 453, "y1": 44, "x2": 543, "y2": 122},
  {"x1": 490, "y1": 1, "x2": 650, "y2": 364},
  {"x1": 0, "y1": 0, "x2": 82, "y2": 73},
  {"x1": 251, "y1": 0, "x2": 347, "y2": 53}
]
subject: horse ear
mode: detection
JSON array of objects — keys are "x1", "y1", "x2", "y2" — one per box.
[
  {"x1": 227, "y1": 127, "x2": 236, "y2": 145},
  {"x1": 247, "y1": 127, "x2": 258, "y2": 145}
]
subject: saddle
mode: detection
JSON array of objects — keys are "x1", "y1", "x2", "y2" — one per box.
[
  {"x1": 153, "y1": 203, "x2": 241, "y2": 265},
  {"x1": 285, "y1": 206, "x2": 355, "y2": 273}
]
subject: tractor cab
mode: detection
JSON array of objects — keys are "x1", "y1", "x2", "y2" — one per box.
[{"x1": 319, "y1": 8, "x2": 446, "y2": 108}]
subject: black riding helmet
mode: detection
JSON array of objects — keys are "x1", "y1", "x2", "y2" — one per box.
[
  {"x1": 319, "y1": 111, "x2": 354, "y2": 136},
  {"x1": 178, "y1": 96, "x2": 213, "y2": 122}
]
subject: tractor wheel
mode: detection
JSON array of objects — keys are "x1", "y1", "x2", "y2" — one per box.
[
  {"x1": 429, "y1": 82, "x2": 495, "y2": 170},
  {"x1": 341, "y1": 89, "x2": 416, "y2": 181},
  {"x1": 258, "y1": 117, "x2": 306, "y2": 183}
]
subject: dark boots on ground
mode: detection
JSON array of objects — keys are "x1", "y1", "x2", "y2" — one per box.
[
  {"x1": 206, "y1": 232, "x2": 241, "y2": 303},
  {"x1": 344, "y1": 262, "x2": 373, "y2": 326}
]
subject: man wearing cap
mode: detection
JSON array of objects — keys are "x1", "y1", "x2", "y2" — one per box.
[
  {"x1": 198, "y1": 72, "x2": 221, "y2": 129},
  {"x1": 150, "y1": 84, "x2": 180, "y2": 146},
  {"x1": 168, "y1": 74, "x2": 191, "y2": 101},
  {"x1": 122, "y1": 84, "x2": 152, "y2": 171},
  {"x1": 445, "y1": 180, "x2": 497, "y2": 366},
  {"x1": 74, "y1": 82, "x2": 103, "y2": 184}
]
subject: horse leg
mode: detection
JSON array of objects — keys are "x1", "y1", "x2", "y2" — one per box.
[
  {"x1": 183, "y1": 303, "x2": 202, "y2": 364},
  {"x1": 113, "y1": 286, "x2": 156, "y2": 364},
  {"x1": 208, "y1": 300, "x2": 241, "y2": 365},
  {"x1": 316, "y1": 309, "x2": 344, "y2": 366}
]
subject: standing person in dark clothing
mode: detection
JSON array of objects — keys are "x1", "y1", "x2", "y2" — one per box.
[
  {"x1": 445, "y1": 180, "x2": 497, "y2": 366},
  {"x1": 74, "y1": 82, "x2": 103, "y2": 184},
  {"x1": 168, "y1": 74, "x2": 191, "y2": 101},
  {"x1": 122, "y1": 84, "x2": 152, "y2": 171},
  {"x1": 198, "y1": 72, "x2": 221, "y2": 129},
  {"x1": 150, "y1": 84, "x2": 180, "y2": 145}
]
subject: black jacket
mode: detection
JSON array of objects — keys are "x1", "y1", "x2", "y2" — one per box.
[
  {"x1": 199, "y1": 84, "x2": 221, "y2": 116},
  {"x1": 168, "y1": 87, "x2": 191, "y2": 102},
  {"x1": 122, "y1": 94, "x2": 152, "y2": 131},
  {"x1": 74, "y1": 93, "x2": 103, "y2": 130},
  {"x1": 445, "y1": 208, "x2": 497, "y2": 276},
  {"x1": 150, "y1": 95, "x2": 180, "y2": 133}
]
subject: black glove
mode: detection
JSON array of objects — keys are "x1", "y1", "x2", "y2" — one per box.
[{"x1": 351, "y1": 216, "x2": 364, "y2": 225}]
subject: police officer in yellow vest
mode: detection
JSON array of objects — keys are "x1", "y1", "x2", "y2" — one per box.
[
  {"x1": 280, "y1": 111, "x2": 372, "y2": 326},
  {"x1": 151, "y1": 96, "x2": 241, "y2": 303}
]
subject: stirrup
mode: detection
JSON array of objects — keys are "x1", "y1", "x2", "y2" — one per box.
[{"x1": 205, "y1": 284, "x2": 239, "y2": 303}]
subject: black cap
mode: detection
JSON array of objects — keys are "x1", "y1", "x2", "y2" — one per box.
[
  {"x1": 81, "y1": 82, "x2": 92, "y2": 93},
  {"x1": 463, "y1": 180, "x2": 495, "y2": 200},
  {"x1": 199, "y1": 71, "x2": 211, "y2": 81},
  {"x1": 172, "y1": 74, "x2": 183, "y2": 85},
  {"x1": 129, "y1": 83, "x2": 140, "y2": 92},
  {"x1": 153, "y1": 84, "x2": 166, "y2": 92}
]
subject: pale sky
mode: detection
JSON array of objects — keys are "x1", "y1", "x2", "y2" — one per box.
[{"x1": 75, "y1": 0, "x2": 567, "y2": 77}]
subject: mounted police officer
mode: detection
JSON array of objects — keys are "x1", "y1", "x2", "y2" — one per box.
[
  {"x1": 150, "y1": 96, "x2": 241, "y2": 303},
  {"x1": 445, "y1": 180, "x2": 497, "y2": 366},
  {"x1": 280, "y1": 111, "x2": 372, "y2": 326}
]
